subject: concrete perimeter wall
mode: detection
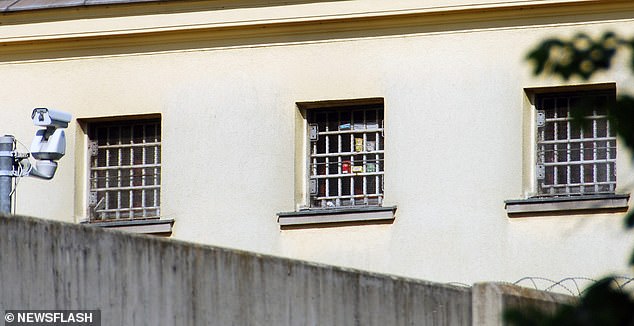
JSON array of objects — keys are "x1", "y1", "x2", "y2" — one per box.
[{"x1": 0, "y1": 215, "x2": 571, "y2": 325}]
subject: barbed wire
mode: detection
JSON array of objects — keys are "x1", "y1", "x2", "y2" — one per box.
[
  {"x1": 512, "y1": 276, "x2": 634, "y2": 296},
  {"x1": 444, "y1": 276, "x2": 634, "y2": 296},
  {"x1": 445, "y1": 282, "x2": 471, "y2": 288}
]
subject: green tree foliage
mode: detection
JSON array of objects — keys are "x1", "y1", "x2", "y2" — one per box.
[
  {"x1": 526, "y1": 32, "x2": 634, "y2": 159},
  {"x1": 505, "y1": 278, "x2": 634, "y2": 325},
  {"x1": 505, "y1": 32, "x2": 634, "y2": 326}
]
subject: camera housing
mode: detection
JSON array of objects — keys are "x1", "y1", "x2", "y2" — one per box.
[
  {"x1": 30, "y1": 128, "x2": 66, "y2": 161},
  {"x1": 31, "y1": 108, "x2": 72, "y2": 129},
  {"x1": 28, "y1": 108, "x2": 72, "y2": 179}
]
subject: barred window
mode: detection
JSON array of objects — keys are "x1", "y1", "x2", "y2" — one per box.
[
  {"x1": 88, "y1": 118, "x2": 161, "y2": 221},
  {"x1": 308, "y1": 104, "x2": 384, "y2": 208},
  {"x1": 536, "y1": 90, "x2": 616, "y2": 196}
]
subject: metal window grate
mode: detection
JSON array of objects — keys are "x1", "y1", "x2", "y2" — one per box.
[
  {"x1": 536, "y1": 91, "x2": 616, "y2": 196},
  {"x1": 308, "y1": 105, "x2": 384, "y2": 208},
  {"x1": 88, "y1": 118, "x2": 161, "y2": 221}
]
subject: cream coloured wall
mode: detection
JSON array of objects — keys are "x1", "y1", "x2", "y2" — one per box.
[
  {"x1": 1, "y1": 0, "x2": 633, "y2": 286},
  {"x1": 0, "y1": 0, "x2": 604, "y2": 42}
]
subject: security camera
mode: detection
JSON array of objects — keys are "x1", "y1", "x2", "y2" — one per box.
[
  {"x1": 30, "y1": 127, "x2": 66, "y2": 161},
  {"x1": 31, "y1": 108, "x2": 72, "y2": 129},
  {"x1": 28, "y1": 108, "x2": 72, "y2": 180}
]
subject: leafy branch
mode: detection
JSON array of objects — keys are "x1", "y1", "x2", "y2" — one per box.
[
  {"x1": 527, "y1": 31, "x2": 634, "y2": 235},
  {"x1": 505, "y1": 32, "x2": 634, "y2": 325}
]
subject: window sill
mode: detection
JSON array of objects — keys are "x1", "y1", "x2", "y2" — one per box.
[
  {"x1": 82, "y1": 218, "x2": 174, "y2": 235},
  {"x1": 505, "y1": 194, "x2": 629, "y2": 217},
  {"x1": 277, "y1": 206, "x2": 396, "y2": 228}
]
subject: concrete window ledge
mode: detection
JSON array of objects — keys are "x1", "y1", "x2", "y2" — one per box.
[
  {"x1": 83, "y1": 218, "x2": 174, "y2": 235},
  {"x1": 505, "y1": 194, "x2": 629, "y2": 217},
  {"x1": 277, "y1": 206, "x2": 396, "y2": 228}
]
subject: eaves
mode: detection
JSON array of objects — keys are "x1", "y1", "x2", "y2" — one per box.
[{"x1": 1, "y1": 0, "x2": 633, "y2": 62}]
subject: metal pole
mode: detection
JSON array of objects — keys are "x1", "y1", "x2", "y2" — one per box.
[{"x1": 0, "y1": 135, "x2": 14, "y2": 214}]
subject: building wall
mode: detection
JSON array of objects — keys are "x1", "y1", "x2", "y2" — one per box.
[{"x1": 1, "y1": 0, "x2": 633, "y2": 285}]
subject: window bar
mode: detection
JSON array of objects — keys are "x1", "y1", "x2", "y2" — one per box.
[
  {"x1": 312, "y1": 133, "x2": 317, "y2": 208},
  {"x1": 324, "y1": 118, "x2": 330, "y2": 207},
  {"x1": 92, "y1": 184, "x2": 159, "y2": 192},
  {"x1": 311, "y1": 142, "x2": 317, "y2": 175},
  {"x1": 349, "y1": 132, "x2": 354, "y2": 206},
  {"x1": 580, "y1": 114, "x2": 585, "y2": 194},
  {"x1": 90, "y1": 165, "x2": 96, "y2": 218},
  {"x1": 542, "y1": 158, "x2": 612, "y2": 166},
  {"x1": 157, "y1": 124, "x2": 161, "y2": 216},
  {"x1": 154, "y1": 124, "x2": 160, "y2": 216},
  {"x1": 537, "y1": 112, "x2": 542, "y2": 194},
  {"x1": 128, "y1": 132, "x2": 134, "y2": 219},
  {"x1": 375, "y1": 116, "x2": 380, "y2": 197},
  {"x1": 376, "y1": 110, "x2": 385, "y2": 201},
  {"x1": 606, "y1": 116, "x2": 613, "y2": 192},
  {"x1": 90, "y1": 137, "x2": 96, "y2": 219},
  {"x1": 612, "y1": 159, "x2": 616, "y2": 192},
  {"x1": 553, "y1": 107, "x2": 559, "y2": 193},
  {"x1": 350, "y1": 113, "x2": 355, "y2": 206},
  {"x1": 363, "y1": 118, "x2": 368, "y2": 205},
  {"x1": 141, "y1": 124, "x2": 147, "y2": 218},
  {"x1": 104, "y1": 127, "x2": 110, "y2": 216},
  {"x1": 329, "y1": 111, "x2": 341, "y2": 206},
  {"x1": 379, "y1": 177, "x2": 383, "y2": 205},
  {"x1": 593, "y1": 107, "x2": 598, "y2": 193},
  {"x1": 117, "y1": 125, "x2": 122, "y2": 219},
  {"x1": 566, "y1": 99, "x2": 571, "y2": 195},
  {"x1": 337, "y1": 116, "x2": 342, "y2": 207}
]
